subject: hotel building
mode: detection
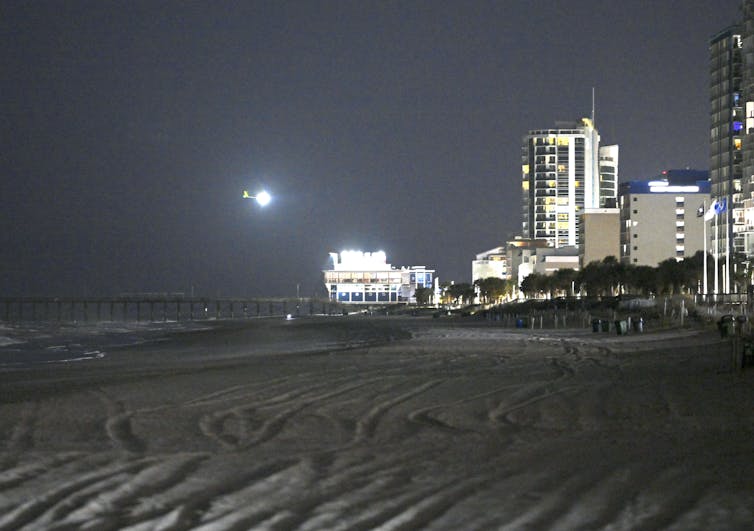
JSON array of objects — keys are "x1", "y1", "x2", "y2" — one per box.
[
  {"x1": 710, "y1": 26, "x2": 744, "y2": 290},
  {"x1": 521, "y1": 118, "x2": 618, "y2": 249}
]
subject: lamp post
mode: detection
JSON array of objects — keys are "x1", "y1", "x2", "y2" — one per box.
[{"x1": 242, "y1": 189, "x2": 271, "y2": 207}]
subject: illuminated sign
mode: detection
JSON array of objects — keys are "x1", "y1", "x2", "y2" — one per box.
[{"x1": 649, "y1": 186, "x2": 700, "y2": 193}]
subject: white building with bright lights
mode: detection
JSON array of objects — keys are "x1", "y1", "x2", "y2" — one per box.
[
  {"x1": 323, "y1": 251, "x2": 436, "y2": 305},
  {"x1": 471, "y1": 246, "x2": 510, "y2": 283},
  {"x1": 521, "y1": 118, "x2": 619, "y2": 249}
]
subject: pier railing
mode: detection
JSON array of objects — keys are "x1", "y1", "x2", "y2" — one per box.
[{"x1": 0, "y1": 297, "x2": 344, "y2": 323}]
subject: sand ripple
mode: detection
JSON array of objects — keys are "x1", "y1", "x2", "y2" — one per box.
[{"x1": 1, "y1": 318, "x2": 753, "y2": 529}]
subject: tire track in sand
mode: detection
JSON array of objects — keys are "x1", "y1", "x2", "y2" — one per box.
[
  {"x1": 93, "y1": 390, "x2": 146, "y2": 454},
  {"x1": 4, "y1": 402, "x2": 39, "y2": 454},
  {"x1": 354, "y1": 380, "x2": 444, "y2": 441},
  {"x1": 198, "y1": 380, "x2": 373, "y2": 450}
]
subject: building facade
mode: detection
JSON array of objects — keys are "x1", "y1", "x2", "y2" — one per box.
[
  {"x1": 323, "y1": 251, "x2": 435, "y2": 305},
  {"x1": 740, "y1": 1, "x2": 754, "y2": 262},
  {"x1": 710, "y1": 26, "x2": 744, "y2": 291},
  {"x1": 580, "y1": 208, "x2": 621, "y2": 266},
  {"x1": 598, "y1": 145, "x2": 619, "y2": 208},
  {"x1": 471, "y1": 246, "x2": 509, "y2": 283},
  {"x1": 619, "y1": 174, "x2": 711, "y2": 266},
  {"x1": 521, "y1": 118, "x2": 618, "y2": 249}
]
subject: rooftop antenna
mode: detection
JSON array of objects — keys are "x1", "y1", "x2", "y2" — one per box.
[{"x1": 591, "y1": 87, "x2": 596, "y2": 125}]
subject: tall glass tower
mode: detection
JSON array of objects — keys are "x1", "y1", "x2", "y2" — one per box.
[
  {"x1": 740, "y1": 2, "x2": 754, "y2": 264},
  {"x1": 709, "y1": 26, "x2": 743, "y2": 292},
  {"x1": 521, "y1": 118, "x2": 618, "y2": 248}
]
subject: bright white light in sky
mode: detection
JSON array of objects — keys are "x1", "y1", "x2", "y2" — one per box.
[{"x1": 255, "y1": 190, "x2": 271, "y2": 206}]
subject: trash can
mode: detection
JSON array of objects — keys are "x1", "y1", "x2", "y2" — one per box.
[
  {"x1": 615, "y1": 320, "x2": 628, "y2": 335},
  {"x1": 736, "y1": 315, "x2": 748, "y2": 334},
  {"x1": 601, "y1": 320, "x2": 610, "y2": 332},
  {"x1": 632, "y1": 317, "x2": 644, "y2": 333},
  {"x1": 718, "y1": 315, "x2": 735, "y2": 338},
  {"x1": 592, "y1": 318, "x2": 601, "y2": 333},
  {"x1": 516, "y1": 318, "x2": 525, "y2": 328}
]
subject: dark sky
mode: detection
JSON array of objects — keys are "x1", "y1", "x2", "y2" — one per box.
[{"x1": 0, "y1": 0, "x2": 742, "y2": 298}]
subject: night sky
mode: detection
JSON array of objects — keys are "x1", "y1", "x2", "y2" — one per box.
[{"x1": 1, "y1": 0, "x2": 742, "y2": 299}]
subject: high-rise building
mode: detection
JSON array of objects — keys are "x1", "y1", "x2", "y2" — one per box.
[
  {"x1": 709, "y1": 26, "x2": 743, "y2": 291},
  {"x1": 521, "y1": 118, "x2": 618, "y2": 248},
  {"x1": 740, "y1": 1, "x2": 754, "y2": 261}
]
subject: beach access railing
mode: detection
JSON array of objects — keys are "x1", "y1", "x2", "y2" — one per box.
[
  {"x1": 0, "y1": 297, "x2": 345, "y2": 323},
  {"x1": 695, "y1": 293, "x2": 749, "y2": 306}
]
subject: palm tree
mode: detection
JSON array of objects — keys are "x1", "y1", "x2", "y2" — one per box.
[
  {"x1": 552, "y1": 268, "x2": 577, "y2": 296},
  {"x1": 414, "y1": 287, "x2": 433, "y2": 306},
  {"x1": 444, "y1": 283, "x2": 475, "y2": 306}
]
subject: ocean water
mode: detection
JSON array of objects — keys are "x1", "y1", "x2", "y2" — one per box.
[
  {"x1": 0, "y1": 316, "x2": 408, "y2": 369},
  {"x1": 0, "y1": 321, "x2": 210, "y2": 369}
]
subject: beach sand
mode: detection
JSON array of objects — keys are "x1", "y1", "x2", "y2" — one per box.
[{"x1": 1, "y1": 316, "x2": 753, "y2": 530}]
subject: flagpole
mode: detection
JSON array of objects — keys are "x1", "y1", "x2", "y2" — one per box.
[
  {"x1": 715, "y1": 209, "x2": 719, "y2": 295},
  {"x1": 703, "y1": 200, "x2": 708, "y2": 296},
  {"x1": 725, "y1": 196, "x2": 730, "y2": 294}
]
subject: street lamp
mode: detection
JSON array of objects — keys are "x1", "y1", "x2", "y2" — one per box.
[{"x1": 242, "y1": 189, "x2": 271, "y2": 207}]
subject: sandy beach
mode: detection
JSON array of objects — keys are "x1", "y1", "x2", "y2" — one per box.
[{"x1": 1, "y1": 316, "x2": 753, "y2": 530}]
